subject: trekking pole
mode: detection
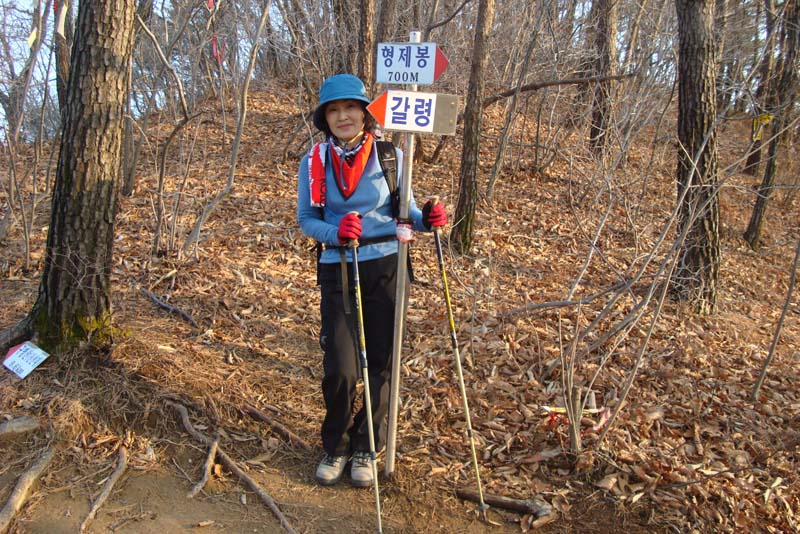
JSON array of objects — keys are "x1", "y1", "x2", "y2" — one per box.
[
  {"x1": 348, "y1": 219, "x2": 384, "y2": 533},
  {"x1": 430, "y1": 199, "x2": 488, "y2": 515}
]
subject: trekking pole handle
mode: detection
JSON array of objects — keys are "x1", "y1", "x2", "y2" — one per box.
[
  {"x1": 428, "y1": 196, "x2": 441, "y2": 237},
  {"x1": 347, "y1": 211, "x2": 361, "y2": 248}
]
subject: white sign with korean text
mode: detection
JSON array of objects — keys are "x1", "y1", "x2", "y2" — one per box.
[
  {"x1": 382, "y1": 90, "x2": 436, "y2": 133},
  {"x1": 4, "y1": 341, "x2": 50, "y2": 379},
  {"x1": 376, "y1": 43, "x2": 449, "y2": 85}
]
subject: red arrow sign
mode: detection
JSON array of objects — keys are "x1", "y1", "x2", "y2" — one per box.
[
  {"x1": 367, "y1": 92, "x2": 389, "y2": 127},
  {"x1": 434, "y1": 46, "x2": 449, "y2": 83}
]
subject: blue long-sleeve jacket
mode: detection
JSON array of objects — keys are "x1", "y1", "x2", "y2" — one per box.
[{"x1": 297, "y1": 143, "x2": 426, "y2": 264}]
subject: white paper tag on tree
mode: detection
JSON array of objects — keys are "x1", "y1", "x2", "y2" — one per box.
[{"x1": 4, "y1": 341, "x2": 50, "y2": 379}]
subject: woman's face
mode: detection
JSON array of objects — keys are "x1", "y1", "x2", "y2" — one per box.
[{"x1": 325, "y1": 99, "x2": 366, "y2": 141}]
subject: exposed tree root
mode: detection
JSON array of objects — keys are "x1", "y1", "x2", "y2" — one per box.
[
  {"x1": 140, "y1": 287, "x2": 198, "y2": 327},
  {"x1": 0, "y1": 313, "x2": 34, "y2": 354},
  {"x1": 80, "y1": 446, "x2": 128, "y2": 533},
  {"x1": 168, "y1": 401, "x2": 297, "y2": 534},
  {"x1": 187, "y1": 435, "x2": 219, "y2": 498},
  {"x1": 0, "y1": 416, "x2": 40, "y2": 441},
  {"x1": 0, "y1": 447, "x2": 55, "y2": 533},
  {"x1": 244, "y1": 404, "x2": 312, "y2": 452}
]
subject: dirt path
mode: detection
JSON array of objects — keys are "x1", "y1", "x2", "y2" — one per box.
[{"x1": 17, "y1": 449, "x2": 522, "y2": 534}]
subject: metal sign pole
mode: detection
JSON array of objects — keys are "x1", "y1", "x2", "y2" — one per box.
[{"x1": 385, "y1": 29, "x2": 421, "y2": 477}]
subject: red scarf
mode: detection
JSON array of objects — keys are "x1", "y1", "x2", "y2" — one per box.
[
  {"x1": 308, "y1": 134, "x2": 373, "y2": 206},
  {"x1": 329, "y1": 133, "x2": 373, "y2": 199}
]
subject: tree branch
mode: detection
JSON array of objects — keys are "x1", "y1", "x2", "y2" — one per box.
[
  {"x1": 426, "y1": 0, "x2": 472, "y2": 34},
  {"x1": 481, "y1": 72, "x2": 637, "y2": 110}
]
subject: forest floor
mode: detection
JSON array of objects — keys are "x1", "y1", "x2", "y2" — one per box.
[{"x1": 1, "y1": 84, "x2": 798, "y2": 533}]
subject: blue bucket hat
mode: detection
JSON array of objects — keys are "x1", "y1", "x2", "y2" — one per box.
[{"x1": 313, "y1": 74, "x2": 371, "y2": 132}]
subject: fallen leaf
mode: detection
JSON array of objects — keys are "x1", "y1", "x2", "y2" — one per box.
[{"x1": 595, "y1": 473, "x2": 619, "y2": 491}]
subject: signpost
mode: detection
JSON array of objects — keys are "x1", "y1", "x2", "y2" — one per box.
[{"x1": 372, "y1": 33, "x2": 459, "y2": 479}]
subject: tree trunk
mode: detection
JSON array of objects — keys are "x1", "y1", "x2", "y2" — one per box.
[
  {"x1": 54, "y1": 0, "x2": 74, "y2": 113},
  {"x1": 358, "y1": 0, "x2": 375, "y2": 89},
  {"x1": 450, "y1": 0, "x2": 495, "y2": 255},
  {"x1": 589, "y1": 0, "x2": 617, "y2": 154},
  {"x1": 744, "y1": 0, "x2": 799, "y2": 250},
  {"x1": 28, "y1": 0, "x2": 136, "y2": 351},
  {"x1": 714, "y1": 0, "x2": 730, "y2": 110},
  {"x1": 375, "y1": 0, "x2": 397, "y2": 49},
  {"x1": 673, "y1": 0, "x2": 721, "y2": 315}
]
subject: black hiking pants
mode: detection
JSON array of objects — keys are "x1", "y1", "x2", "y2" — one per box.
[{"x1": 318, "y1": 253, "x2": 403, "y2": 457}]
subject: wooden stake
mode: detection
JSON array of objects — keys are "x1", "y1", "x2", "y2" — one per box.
[
  {"x1": 0, "y1": 447, "x2": 55, "y2": 533},
  {"x1": 80, "y1": 446, "x2": 128, "y2": 533}
]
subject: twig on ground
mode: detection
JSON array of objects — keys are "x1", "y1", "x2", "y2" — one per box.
[
  {"x1": 80, "y1": 446, "x2": 128, "y2": 533},
  {"x1": 148, "y1": 269, "x2": 178, "y2": 291},
  {"x1": 140, "y1": 287, "x2": 198, "y2": 327},
  {"x1": 501, "y1": 279, "x2": 631, "y2": 318},
  {"x1": 456, "y1": 487, "x2": 552, "y2": 517},
  {"x1": 0, "y1": 447, "x2": 56, "y2": 533},
  {"x1": 187, "y1": 435, "x2": 219, "y2": 498},
  {"x1": 244, "y1": 404, "x2": 313, "y2": 452},
  {"x1": 0, "y1": 416, "x2": 40, "y2": 441},
  {"x1": 167, "y1": 401, "x2": 297, "y2": 534},
  {"x1": 171, "y1": 457, "x2": 208, "y2": 498},
  {"x1": 47, "y1": 465, "x2": 114, "y2": 494}
]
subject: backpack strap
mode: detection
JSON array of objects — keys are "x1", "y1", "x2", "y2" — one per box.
[
  {"x1": 375, "y1": 140, "x2": 400, "y2": 219},
  {"x1": 374, "y1": 140, "x2": 416, "y2": 284}
]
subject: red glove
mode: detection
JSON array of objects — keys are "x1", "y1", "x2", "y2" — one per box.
[
  {"x1": 337, "y1": 212, "x2": 362, "y2": 244},
  {"x1": 422, "y1": 200, "x2": 447, "y2": 229}
]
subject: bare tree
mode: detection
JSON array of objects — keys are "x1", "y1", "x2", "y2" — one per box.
[
  {"x1": 53, "y1": 0, "x2": 74, "y2": 112},
  {"x1": 673, "y1": 0, "x2": 721, "y2": 314},
  {"x1": 0, "y1": 0, "x2": 49, "y2": 143},
  {"x1": 743, "y1": 0, "x2": 778, "y2": 175},
  {"x1": 744, "y1": 0, "x2": 799, "y2": 250},
  {"x1": 450, "y1": 0, "x2": 494, "y2": 255},
  {"x1": 1, "y1": 0, "x2": 137, "y2": 352},
  {"x1": 588, "y1": 0, "x2": 617, "y2": 154}
]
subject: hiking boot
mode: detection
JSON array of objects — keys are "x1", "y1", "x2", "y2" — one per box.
[
  {"x1": 350, "y1": 451, "x2": 374, "y2": 488},
  {"x1": 315, "y1": 454, "x2": 347, "y2": 486}
]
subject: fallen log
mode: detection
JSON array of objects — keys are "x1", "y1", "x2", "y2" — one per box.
[{"x1": 0, "y1": 447, "x2": 55, "y2": 533}]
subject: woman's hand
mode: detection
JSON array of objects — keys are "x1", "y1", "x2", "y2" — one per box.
[
  {"x1": 422, "y1": 200, "x2": 447, "y2": 229},
  {"x1": 337, "y1": 212, "x2": 362, "y2": 244}
]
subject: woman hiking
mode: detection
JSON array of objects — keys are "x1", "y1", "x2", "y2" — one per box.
[{"x1": 296, "y1": 74, "x2": 447, "y2": 487}]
